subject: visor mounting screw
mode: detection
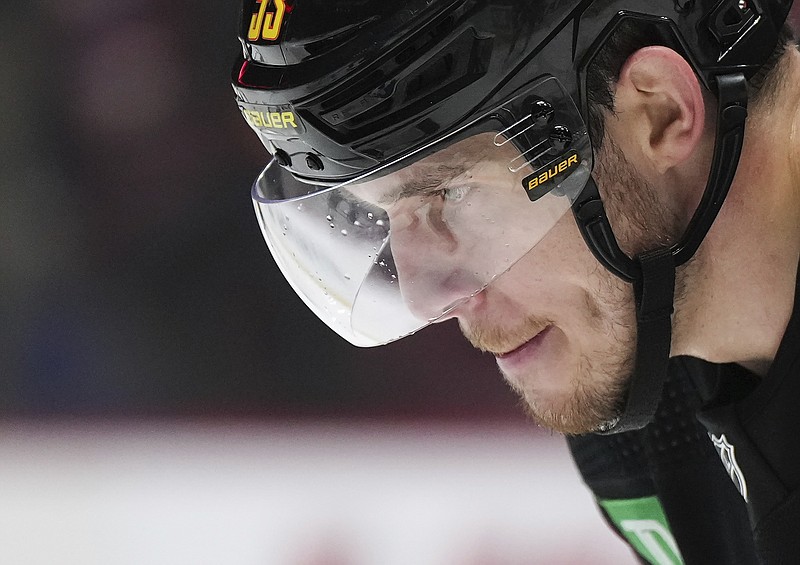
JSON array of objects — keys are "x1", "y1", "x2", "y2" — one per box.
[
  {"x1": 275, "y1": 149, "x2": 292, "y2": 167},
  {"x1": 306, "y1": 153, "x2": 324, "y2": 171},
  {"x1": 549, "y1": 125, "x2": 572, "y2": 152},
  {"x1": 531, "y1": 99, "x2": 555, "y2": 126}
]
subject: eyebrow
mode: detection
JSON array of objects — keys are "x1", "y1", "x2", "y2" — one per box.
[{"x1": 377, "y1": 162, "x2": 469, "y2": 206}]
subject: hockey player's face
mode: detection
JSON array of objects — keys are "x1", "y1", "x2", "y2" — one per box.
[
  {"x1": 453, "y1": 137, "x2": 677, "y2": 435},
  {"x1": 453, "y1": 205, "x2": 637, "y2": 435},
  {"x1": 355, "y1": 134, "x2": 673, "y2": 434}
]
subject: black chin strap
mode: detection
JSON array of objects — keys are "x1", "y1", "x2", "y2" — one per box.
[
  {"x1": 572, "y1": 72, "x2": 748, "y2": 434},
  {"x1": 603, "y1": 248, "x2": 675, "y2": 433},
  {"x1": 573, "y1": 180, "x2": 677, "y2": 434}
]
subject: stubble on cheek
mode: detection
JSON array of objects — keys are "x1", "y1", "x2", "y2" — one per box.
[
  {"x1": 518, "y1": 306, "x2": 633, "y2": 434},
  {"x1": 466, "y1": 271, "x2": 636, "y2": 436},
  {"x1": 512, "y1": 342, "x2": 633, "y2": 436}
]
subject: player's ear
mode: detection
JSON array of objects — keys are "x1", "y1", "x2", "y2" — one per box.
[{"x1": 611, "y1": 46, "x2": 706, "y2": 175}]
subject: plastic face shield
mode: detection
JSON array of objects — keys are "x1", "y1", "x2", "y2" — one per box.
[{"x1": 252, "y1": 76, "x2": 592, "y2": 346}]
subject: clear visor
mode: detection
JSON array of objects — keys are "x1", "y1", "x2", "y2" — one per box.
[{"x1": 252, "y1": 76, "x2": 591, "y2": 346}]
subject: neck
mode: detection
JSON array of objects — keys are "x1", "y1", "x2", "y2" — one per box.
[{"x1": 672, "y1": 48, "x2": 800, "y2": 376}]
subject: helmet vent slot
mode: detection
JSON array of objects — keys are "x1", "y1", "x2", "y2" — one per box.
[
  {"x1": 318, "y1": 27, "x2": 490, "y2": 138},
  {"x1": 404, "y1": 54, "x2": 455, "y2": 100}
]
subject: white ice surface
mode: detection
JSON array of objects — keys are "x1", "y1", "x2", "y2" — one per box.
[{"x1": 0, "y1": 421, "x2": 636, "y2": 565}]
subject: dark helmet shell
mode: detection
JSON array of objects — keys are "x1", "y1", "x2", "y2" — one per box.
[{"x1": 233, "y1": 0, "x2": 794, "y2": 181}]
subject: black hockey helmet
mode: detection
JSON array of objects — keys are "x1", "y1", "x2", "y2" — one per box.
[{"x1": 232, "y1": 0, "x2": 794, "y2": 431}]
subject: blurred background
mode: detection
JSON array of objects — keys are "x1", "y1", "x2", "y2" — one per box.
[{"x1": 3, "y1": 2, "x2": 796, "y2": 564}]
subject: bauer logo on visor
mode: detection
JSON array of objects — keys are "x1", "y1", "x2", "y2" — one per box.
[{"x1": 522, "y1": 150, "x2": 580, "y2": 201}]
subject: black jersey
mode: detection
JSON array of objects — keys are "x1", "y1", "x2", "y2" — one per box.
[
  {"x1": 568, "y1": 358, "x2": 759, "y2": 564},
  {"x1": 690, "y1": 259, "x2": 800, "y2": 563},
  {"x1": 569, "y1": 261, "x2": 800, "y2": 563}
]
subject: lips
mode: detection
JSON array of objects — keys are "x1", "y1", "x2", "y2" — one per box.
[
  {"x1": 494, "y1": 325, "x2": 553, "y2": 370},
  {"x1": 495, "y1": 326, "x2": 549, "y2": 358}
]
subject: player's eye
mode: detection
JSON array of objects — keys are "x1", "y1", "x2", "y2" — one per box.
[{"x1": 438, "y1": 185, "x2": 471, "y2": 202}]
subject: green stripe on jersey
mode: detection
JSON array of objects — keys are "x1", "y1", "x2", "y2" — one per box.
[{"x1": 599, "y1": 496, "x2": 684, "y2": 565}]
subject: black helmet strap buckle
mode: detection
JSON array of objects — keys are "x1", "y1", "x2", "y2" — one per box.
[{"x1": 572, "y1": 72, "x2": 749, "y2": 433}]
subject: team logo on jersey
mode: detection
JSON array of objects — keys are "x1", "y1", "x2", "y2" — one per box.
[
  {"x1": 247, "y1": 0, "x2": 286, "y2": 42},
  {"x1": 522, "y1": 150, "x2": 579, "y2": 201},
  {"x1": 710, "y1": 433, "x2": 749, "y2": 502}
]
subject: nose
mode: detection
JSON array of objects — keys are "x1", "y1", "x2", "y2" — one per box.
[{"x1": 388, "y1": 201, "x2": 483, "y2": 322}]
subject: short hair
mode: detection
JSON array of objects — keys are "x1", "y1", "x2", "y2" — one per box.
[{"x1": 585, "y1": 19, "x2": 797, "y2": 147}]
